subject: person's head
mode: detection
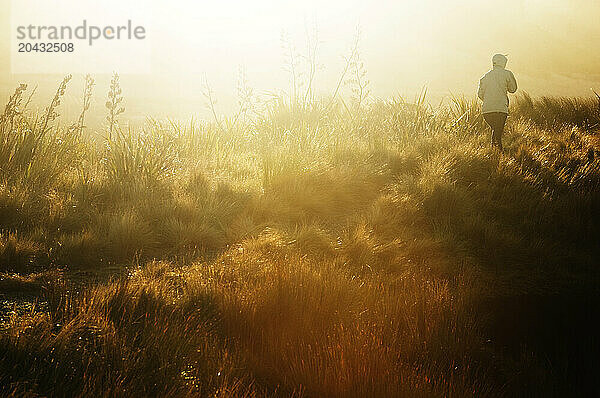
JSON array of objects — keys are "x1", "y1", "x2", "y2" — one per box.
[{"x1": 492, "y1": 54, "x2": 508, "y2": 68}]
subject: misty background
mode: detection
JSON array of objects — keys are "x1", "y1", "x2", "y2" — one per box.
[{"x1": 1, "y1": 0, "x2": 599, "y2": 128}]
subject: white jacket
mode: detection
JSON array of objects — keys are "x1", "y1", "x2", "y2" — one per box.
[{"x1": 478, "y1": 55, "x2": 517, "y2": 114}]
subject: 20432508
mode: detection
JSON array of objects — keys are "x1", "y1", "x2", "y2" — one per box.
[{"x1": 17, "y1": 42, "x2": 74, "y2": 52}]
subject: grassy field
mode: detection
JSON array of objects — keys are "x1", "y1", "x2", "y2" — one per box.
[{"x1": 0, "y1": 76, "x2": 599, "y2": 397}]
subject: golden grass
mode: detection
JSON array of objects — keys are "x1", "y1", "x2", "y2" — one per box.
[{"x1": 0, "y1": 79, "x2": 599, "y2": 396}]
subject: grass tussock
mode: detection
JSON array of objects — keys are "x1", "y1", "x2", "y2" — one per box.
[{"x1": 0, "y1": 75, "x2": 599, "y2": 396}]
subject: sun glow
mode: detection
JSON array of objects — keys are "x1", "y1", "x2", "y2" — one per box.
[{"x1": 2, "y1": 0, "x2": 600, "y2": 122}]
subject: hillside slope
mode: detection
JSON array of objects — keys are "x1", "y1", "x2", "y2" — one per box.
[{"x1": 1, "y1": 86, "x2": 599, "y2": 396}]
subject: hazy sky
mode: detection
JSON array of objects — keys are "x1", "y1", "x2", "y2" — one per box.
[{"x1": 1, "y1": 0, "x2": 600, "y2": 125}]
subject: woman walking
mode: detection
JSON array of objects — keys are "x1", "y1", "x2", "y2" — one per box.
[{"x1": 478, "y1": 54, "x2": 518, "y2": 151}]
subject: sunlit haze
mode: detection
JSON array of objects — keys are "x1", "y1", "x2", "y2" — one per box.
[
  {"x1": 1, "y1": 0, "x2": 600, "y2": 125},
  {"x1": 2, "y1": 1, "x2": 600, "y2": 395}
]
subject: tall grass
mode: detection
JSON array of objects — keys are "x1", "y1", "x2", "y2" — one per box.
[
  {"x1": 512, "y1": 91, "x2": 600, "y2": 130},
  {"x1": 0, "y1": 74, "x2": 599, "y2": 397},
  {"x1": 0, "y1": 79, "x2": 83, "y2": 191}
]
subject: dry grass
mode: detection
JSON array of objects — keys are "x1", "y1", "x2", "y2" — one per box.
[{"x1": 0, "y1": 78, "x2": 599, "y2": 396}]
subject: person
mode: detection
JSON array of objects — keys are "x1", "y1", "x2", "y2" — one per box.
[{"x1": 478, "y1": 54, "x2": 518, "y2": 151}]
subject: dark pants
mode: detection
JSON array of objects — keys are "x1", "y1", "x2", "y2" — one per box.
[{"x1": 483, "y1": 112, "x2": 508, "y2": 150}]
